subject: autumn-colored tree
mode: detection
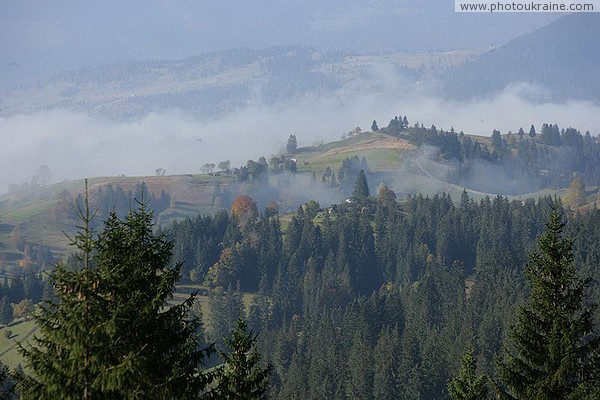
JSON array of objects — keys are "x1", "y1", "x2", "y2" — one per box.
[
  {"x1": 568, "y1": 176, "x2": 586, "y2": 208},
  {"x1": 377, "y1": 185, "x2": 397, "y2": 207},
  {"x1": 231, "y1": 195, "x2": 258, "y2": 229},
  {"x1": 204, "y1": 247, "x2": 240, "y2": 289},
  {"x1": 12, "y1": 299, "x2": 33, "y2": 320}
]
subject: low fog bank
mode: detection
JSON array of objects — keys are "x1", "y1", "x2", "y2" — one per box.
[{"x1": 2, "y1": 83, "x2": 600, "y2": 195}]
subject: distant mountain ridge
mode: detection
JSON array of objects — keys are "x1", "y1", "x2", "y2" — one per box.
[
  {"x1": 443, "y1": 13, "x2": 600, "y2": 102},
  {"x1": 3, "y1": 13, "x2": 598, "y2": 122},
  {"x1": 0, "y1": 47, "x2": 476, "y2": 120},
  {"x1": 0, "y1": 1, "x2": 558, "y2": 89}
]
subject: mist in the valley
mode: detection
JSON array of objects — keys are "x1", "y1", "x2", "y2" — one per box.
[
  {"x1": 2, "y1": 3, "x2": 595, "y2": 200},
  {"x1": 2, "y1": 79, "x2": 600, "y2": 196}
]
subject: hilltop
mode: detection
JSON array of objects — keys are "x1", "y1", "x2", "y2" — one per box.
[{"x1": 2, "y1": 122, "x2": 599, "y2": 273}]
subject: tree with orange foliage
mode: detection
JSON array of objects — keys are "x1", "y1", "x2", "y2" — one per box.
[{"x1": 231, "y1": 195, "x2": 258, "y2": 229}]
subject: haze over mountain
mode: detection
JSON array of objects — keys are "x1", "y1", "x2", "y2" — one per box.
[
  {"x1": 3, "y1": 9, "x2": 600, "y2": 196},
  {"x1": 0, "y1": 47, "x2": 478, "y2": 120},
  {"x1": 443, "y1": 13, "x2": 600, "y2": 102},
  {"x1": 1, "y1": 0, "x2": 559, "y2": 89}
]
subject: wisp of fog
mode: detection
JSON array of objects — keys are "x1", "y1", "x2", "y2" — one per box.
[{"x1": 1, "y1": 83, "x2": 599, "y2": 194}]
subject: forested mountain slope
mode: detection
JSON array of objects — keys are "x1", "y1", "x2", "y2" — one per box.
[
  {"x1": 443, "y1": 13, "x2": 600, "y2": 102},
  {"x1": 167, "y1": 188, "x2": 600, "y2": 398},
  {"x1": 2, "y1": 119, "x2": 599, "y2": 270},
  {"x1": 0, "y1": 48, "x2": 475, "y2": 120},
  {"x1": 1, "y1": 120, "x2": 600, "y2": 397}
]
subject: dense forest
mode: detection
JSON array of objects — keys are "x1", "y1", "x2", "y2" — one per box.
[
  {"x1": 3, "y1": 7, "x2": 600, "y2": 399},
  {"x1": 381, "y1": 116, "x2": 600, "y2": 194},
  {"x1": 1, "y1": 174, "x2": 599, "y2": 397},
  {"x1": 167, "y1": 179, "x2": 600, "y2": 398}
]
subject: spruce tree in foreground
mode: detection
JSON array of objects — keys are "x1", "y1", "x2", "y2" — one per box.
[
  {"x1": 0, "y1": 360, "x2": 15, "y2": 400},
  {"x1": 448, "y1": 348, "x2": 488, "y2": 400},
  {"x1": 496, "y1": 209, "x2": 600, "y2": 399},
  {"x1": 215, "y1": 318, "x2": 271, "y2": 400},
  {"x1": 19, "y1": 187, "x2": 214, "y2": 399}
]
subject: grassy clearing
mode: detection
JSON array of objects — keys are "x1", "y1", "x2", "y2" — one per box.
[
  {"x1": 297, "y1": 148, "x2": 403, "y2": 175},
  {"x1": 296, "y1": 132, "x2": 380, "y2": 152},
  {"x1": 0, "y1": 173, "x2": 232, "y2": 254},
  {"x1": 174, "y1": 285, "x2": 258, "y2": 333},
  {"x1": 295, "y1": 133, "x2": 411, "y2": 176},
  {"x1": 0, "y1": 319, "x2": 36, "y2": 369},
  {"x1": 0, "y1": 197, "x2": 58, "y2": 224},
  {"x1": 0, "y1": 287, "x2": 260, "y2": 369}
]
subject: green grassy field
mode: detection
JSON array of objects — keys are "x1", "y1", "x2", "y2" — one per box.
[
  {"x1": 0, "y1": 319, "x2": 36, "y2": 369},
  {"x1": 0, "y1": 285, "x2": 260, "y2": 369},
  {"x1": 297, "y1": 148, "x2": 403, "y2": 175},
  {"x1": 295, "y1": 132, "x2": 410, "y2": 176}
]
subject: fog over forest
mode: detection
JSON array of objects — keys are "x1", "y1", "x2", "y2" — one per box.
[{"x1": 2, "y1": 81, "x2": 600, "y2": 193}]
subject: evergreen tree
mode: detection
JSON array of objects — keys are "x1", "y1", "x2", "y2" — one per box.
[
  {"x1": 19, "y1": 185, "x2": 214, "y2": 399},
  {"x1": 7, "y1": 278, "x2": 24, "y2": 305},
  {"x1": 345, "y1": 327, "x2": 373, "y2": 399},
  {"x1": 22, "y1": 274, "x2": 43, "y2": 303},
  {"x1": 448, "y1": 348, "x2": 488, "y2": 400},
  {"x1": 491, "y1": 129, "x2": 503, "y2": 150},
  {"x1": 371, "y1": 120, "x2": 379, "y2": 132},
  {"x1": 373, "y1": 326, "x2": 401, "y2": 400},
  {"x1": 215, "y1": 318, "x2": 271, "y2": 400},
  {"x1": 352, "y1": 170, "x2": 370, "y2": 201},
  {"x1": 286, "y1": 134, "x2": 298, "y2": 155},
  {"x1": 209, "y1": 286, "x2": 245, "y2": 343},
  {"x1": 0, "y1": 360, "x2": 15, "y2": 400},
  {"x1": 0, "y1": 297, "x2": 12, "y2": 326},
  {"x1": 496, "y1": 209, "x2": 600, "y2": 399}
]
